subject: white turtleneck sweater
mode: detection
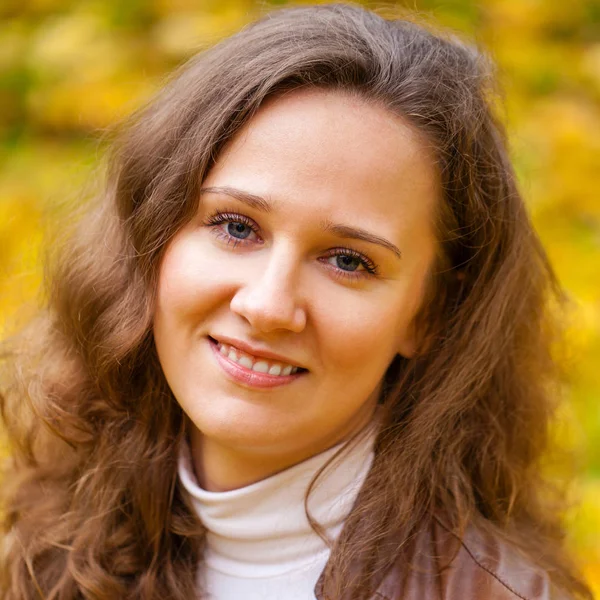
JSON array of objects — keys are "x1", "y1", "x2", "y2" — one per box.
[{"x1": 178, "y1": 429, "x2": 376, "y2": 600}]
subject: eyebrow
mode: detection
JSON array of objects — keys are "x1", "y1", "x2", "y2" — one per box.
[{"x1": 199, "y1": 185, "x2": 402, "y2": 260}]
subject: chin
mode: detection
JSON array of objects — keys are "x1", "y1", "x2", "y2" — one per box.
[{"x1": 187, "y1": 403, "x2": 296, "y2": 450}]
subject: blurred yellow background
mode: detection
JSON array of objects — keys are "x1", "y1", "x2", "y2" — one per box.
[{"x1": 0, "y1": 0, "x2": 598, "y2": 593}]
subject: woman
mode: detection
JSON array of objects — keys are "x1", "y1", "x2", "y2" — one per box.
[{"x1": 0, "y1": 4, "x2": 592, "y2": 599}]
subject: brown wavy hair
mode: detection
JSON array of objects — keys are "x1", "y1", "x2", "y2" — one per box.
[{"x1": 0, "y1": 3, "x2": 592, "y2": 599}]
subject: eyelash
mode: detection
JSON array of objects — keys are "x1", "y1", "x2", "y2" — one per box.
[{"x1": 203, "y1": 210, "x2": 379, "y2": 280}]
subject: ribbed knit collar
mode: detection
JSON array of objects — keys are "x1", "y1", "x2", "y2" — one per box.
[{"x1": 178, "y1": 427, "x2": 376, "y2": 578}]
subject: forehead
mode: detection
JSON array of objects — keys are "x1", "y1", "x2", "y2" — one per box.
[{"x1": 203, "y1": 88, "x2": 440, "y2": 246}]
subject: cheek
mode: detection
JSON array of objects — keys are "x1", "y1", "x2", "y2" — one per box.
[
  {"x1": 312, "y1": 269, "x2": 429, "y2": 375},
  {"x1": 312, "y1": 292, "x2": 408, "y2": 377},
  {"x1": 155, "y1": 234, "x2": 232, "y2": 326}
]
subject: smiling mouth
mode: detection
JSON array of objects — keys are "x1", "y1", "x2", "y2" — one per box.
[{"x1": 207, "y1": 337, "x2": 307, "y2": 378}]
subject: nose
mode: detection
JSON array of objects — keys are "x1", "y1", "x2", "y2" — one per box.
[{"x1": 229, "y1": 245, "x2": 307, "y2": 334}]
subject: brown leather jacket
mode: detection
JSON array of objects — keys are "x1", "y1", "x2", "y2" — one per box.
[{"x1": 314, "y1": 518, "x2": 569, "y2": 600}]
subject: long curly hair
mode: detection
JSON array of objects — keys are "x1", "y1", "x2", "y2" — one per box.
[{"x1": 0, "y1": 4, "x2": 592, "y2": 599}]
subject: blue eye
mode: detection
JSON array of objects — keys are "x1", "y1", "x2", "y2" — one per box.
[
  {"x1": 332, "y1": 254, "x2": 361, "y2": 271},
  {"x1": 227, "y1": 222, "x2": 253, "y2": 239},
  {"x1": 322, "y1": 248, "x2": 378, "y2": 279},
  {"x1": 204, "y1": 211, "x2": 260, "y2": 244}
]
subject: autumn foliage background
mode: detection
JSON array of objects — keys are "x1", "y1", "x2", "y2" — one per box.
[{"x1": 0, "y1": 0, "x2": 599, "y2": 594}]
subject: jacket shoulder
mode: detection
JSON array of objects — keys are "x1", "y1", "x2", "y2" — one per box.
[
  {"x1": 431, "y1": 518, "x2": 568, "y2": 600},
  {"x1": 375, "y1": 518, "x2": 569, "y2": 600}
]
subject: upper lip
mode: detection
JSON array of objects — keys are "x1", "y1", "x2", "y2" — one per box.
[{"x1": 210, "y1": 335, "x2": 306, "y2": 370}]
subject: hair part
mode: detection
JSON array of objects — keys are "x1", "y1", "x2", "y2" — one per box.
[{"x1": 0, "y1": 3, "x2": 592, "y2": 599}]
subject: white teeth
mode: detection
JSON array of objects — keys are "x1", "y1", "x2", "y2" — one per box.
[
  {"x1": 252, "y1": 361, "x2": 269, "y2": 373},
  {"x1": 268, "y1": 365, "x2": 282, "y2": 376},
  {"x1": 238, "y1": 355, "x2": 254, "y2": 369},
  {"x1": 217, "y1": 342, "x2": 301, "y2": 377}
]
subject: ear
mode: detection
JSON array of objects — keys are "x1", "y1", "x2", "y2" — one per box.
[
  {"x1": 396, "y1": 313, "x2": 437, "y2": 359},
  {"x1": 397, "y1": 267, "x2": 449, "y2": 359},
  {"x1": 395, "y1": 319, "x2": 419, "y2": 359}
]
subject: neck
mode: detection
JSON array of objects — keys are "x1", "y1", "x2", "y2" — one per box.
[
  {"x1": 189, "y1": 407, "x2": 378, "y2": 492},
  {"x1": 178, "y1": 426, "x2": 378, "y2": 578}
]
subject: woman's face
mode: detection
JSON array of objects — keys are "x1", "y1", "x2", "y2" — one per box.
[{"x1": 154, "y1": 89, "x2": 440, "y2": 487}]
